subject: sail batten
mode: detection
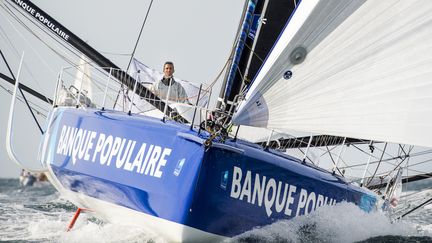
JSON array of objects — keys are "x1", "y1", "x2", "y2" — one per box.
[{"x1": 233, "y1": 0, "x2": 432, "y2": 148}]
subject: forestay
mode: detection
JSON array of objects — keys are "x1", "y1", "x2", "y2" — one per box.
[{"x1": 233, "y1": 0, "x2": 432, "y2": 148}]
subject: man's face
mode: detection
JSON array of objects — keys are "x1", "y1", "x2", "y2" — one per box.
[{"x1": 163, "y1": 64, "x2": 174, "y2": 77}]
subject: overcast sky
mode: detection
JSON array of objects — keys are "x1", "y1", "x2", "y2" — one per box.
[{"x1": 0, "y1": 0, "x2": 244, "y2": 178}]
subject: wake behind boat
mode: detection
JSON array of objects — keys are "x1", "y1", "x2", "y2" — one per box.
[{"x1": 2, "y1": 0, "x2": 432, "y2": 242}]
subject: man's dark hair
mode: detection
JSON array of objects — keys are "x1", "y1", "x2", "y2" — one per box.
[{"x1": 164, "y1": 61, "x2": 174, "y2": 68}]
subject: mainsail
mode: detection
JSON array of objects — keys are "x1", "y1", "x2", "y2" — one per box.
[{"x1": 233, "y1": 0, "x2": 432, "y2": 148}]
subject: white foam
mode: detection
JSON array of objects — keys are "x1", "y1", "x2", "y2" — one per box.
[
  {"x1": 58, "y1": 219, "x2": 164, "y2": 243},
  {"x1": 231, "y1": 202, "x2": 432, "y2": 243},
  {"x1": 2, "y1": 179, "x2": 431, "y2": 242},
  {"x1": 419, "y1": 224, "x2": 432, "y2": 234},
  {"x1": 25, "y1": 213, "x2": 164, "y2": 243},
  {"x1": 424, "y1": 204, "x2": 432, "y2": 210}
]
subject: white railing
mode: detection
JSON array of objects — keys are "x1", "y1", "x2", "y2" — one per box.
[
  {"x1": 52, "y1": 64, "x2": 424, "y2": 187},
  {"x1": 54, "y1": 64, "x2": 214, "y2": 128}
]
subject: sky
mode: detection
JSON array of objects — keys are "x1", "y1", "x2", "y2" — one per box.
[{"x1": 0, "y1": 0, "x2": 244, "y2": 178}]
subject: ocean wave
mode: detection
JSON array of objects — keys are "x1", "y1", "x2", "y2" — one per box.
[
  {"x1": 1, "y1": 178, "x2": 431, "y2": 242},
  {"x1": 230, "y1": 202, "x2": 432, "y2": 243}
]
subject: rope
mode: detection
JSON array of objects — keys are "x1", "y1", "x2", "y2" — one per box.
[
  {"x1": 2, "y1": 2, "x2": 117, "y2": 101},
  {"x1": 0, "y1": 84, "x2": 49, "y2": 116},
  {"x1": 18, "y1": 87, "x2": 44, "y2": 134},
  {"x1": 126, "y1": 0, "x2": 154, "y2": 71},
  {"x1": 1, "y1": 4, "x2": 77, "y2": 76},
  {"x1": 366, "y1": 142, "x2": 388, "y2": 186},
  {"x1": 398, "y1": 197, "x2": 432, "y2": 219},
  {"x1": 325, "y1": 145, "x2": 344, "y2": 175},
  {"x1": 113, "y1": 0, "x2": 154, "y2": 110}
]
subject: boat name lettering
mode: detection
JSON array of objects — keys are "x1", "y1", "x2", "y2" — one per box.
[
  {"x1": 14, "y1": 0, "x2": 70, "y2": 41},
  {"x1": 55, "y1": 125, "x2": 171, "y2": 178},
  {"x1": 230, "y1": 166, "x2": 337, "y2": 217}
]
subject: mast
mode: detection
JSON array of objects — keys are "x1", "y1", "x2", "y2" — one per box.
[
  {"x1": 8, "y1": 0, "x2": 187, "y2": 123},
  {"x1": 217, "y1": 0, "x2": 296, "y2": 113},
  {"x1": 217, "y1": 0, "x2": 259, "y2": 112}
]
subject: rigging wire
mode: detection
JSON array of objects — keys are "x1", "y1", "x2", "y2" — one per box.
[
  {"x1": 325, "y1": 145, "x2": 344, "y2": 175},
  {"x1": 18, "y1": 88, "x2": 44, "y2": 133},
  {"x1": 1, "y1": 4, "x2": 76, "y2": 80},
  {"x1": 0, "y1": 48, "x2": 45, "y2": 132},
  {"x1": 100, "y1": 51, "x2": 132, "y2": 57},
  {"x1": 113, "y1": 0, "x2": 154, "y2": 109},
  {"x1": 126, "y1": 0, "x2": 154, "y2": 71},
  {"x1": 114, "y1": 0, "x2": 239, "y2": 114},
  {"x1": 2, "y1": 3, "x2": 120, "y2": 92},
  {"x1": 279, "y1": 135, "x2": 432, "y2": 181},
  {"x1": 291, "y1": 139, "x2": 432, "y2": 184},
  {"x1": 341, "y1": 150, "x2": 408, "y2": 170},
  {"x1": 3, "y1": 2, "x2": 86, "y2": 67},
  {"x1": 0, "y1": 84, "x2": 48, "y2": 117},
  {"x1": 369, "y1": 146, "x2": 414, "y2": 183},
  {"x1": 0, "y1": 83, "x2": 50, "y2": 115},
  {"x1": 1, "y1": 3, "x2": 125, "y2": 110},
  {"x1": 350, "y1": 143, "x2": 384, "y2": 161},
  {"x1": 366, "y1": 142, "x2": 388, "y2": 186},
  {"x1": 242, "y1": 40, "x2": 265, "y2": 63},
  {"x1": 405, "y1": 157, "x2": 432, "y2": 169},
  {"x1": 398, "y1": 197, "x2": 432, "y2": 219}
]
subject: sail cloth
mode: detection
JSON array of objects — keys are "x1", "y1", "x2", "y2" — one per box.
[
  {"x1": 57, "y1": 54, "x2": 95, "y2": 107},
  {"x1": 74, "y1": 54, "x2": 93, "y2": 99},
  {"x1": 233, "y1": 0, "x2": 432, "y2": 148}
]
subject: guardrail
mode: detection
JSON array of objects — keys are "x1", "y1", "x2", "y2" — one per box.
[{"x1": 53, "y1": 64, "x2": 214, "y2": 128}]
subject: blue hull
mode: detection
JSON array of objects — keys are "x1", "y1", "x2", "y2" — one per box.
[{"x1": 41, "y1": 107, "x2": 376, "y2": 238}]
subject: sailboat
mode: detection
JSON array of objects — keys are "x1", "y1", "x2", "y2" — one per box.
[{"x1": 3, "y1": 0, "x2": 432, "y2": 242}]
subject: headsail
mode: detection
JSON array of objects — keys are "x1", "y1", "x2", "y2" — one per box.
[
  {"x1": 233, "y1": 0, "x2": 432, "y2": 148},
  {"x1": 73, "y1": 54, "x2": 93, "y2": 99}
]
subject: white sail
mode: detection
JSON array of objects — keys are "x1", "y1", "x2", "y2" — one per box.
[
  {"x1": 74, "y1": 54, "x2": 93, "y2": 99},
  {"x1": 233, "y1": 0, "x2": 432, "y2": 148}
]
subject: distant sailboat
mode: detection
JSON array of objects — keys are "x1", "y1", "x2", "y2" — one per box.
[
  {"x1": 19, "y1": 169, "x2": 48, "y2": 187},
  {"x1": 19, "y1": 169, "x2": 36, "y2": 187}
]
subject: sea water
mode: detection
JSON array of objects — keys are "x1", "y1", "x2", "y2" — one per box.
[{"x1": 0, "y1": 178, "x2": 431, "y2": 243}]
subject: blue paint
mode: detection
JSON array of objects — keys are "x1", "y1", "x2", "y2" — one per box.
[
  {"x1": 224, "y1": 0, "x2": 258, "y2": 99},
  {"x1": 248, "y1": 14, "x2": 261, "y2": 39},
  {"x1": 43, "y1": 107, "x2": 377, "y2": 237},
  {"x1": 46, "y1": 108, "x2": 205, "y2": 223}
]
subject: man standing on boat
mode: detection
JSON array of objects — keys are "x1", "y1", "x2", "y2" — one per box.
[{"x1": 151, "y1": 61, "x2": 189, "y2": 104}]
